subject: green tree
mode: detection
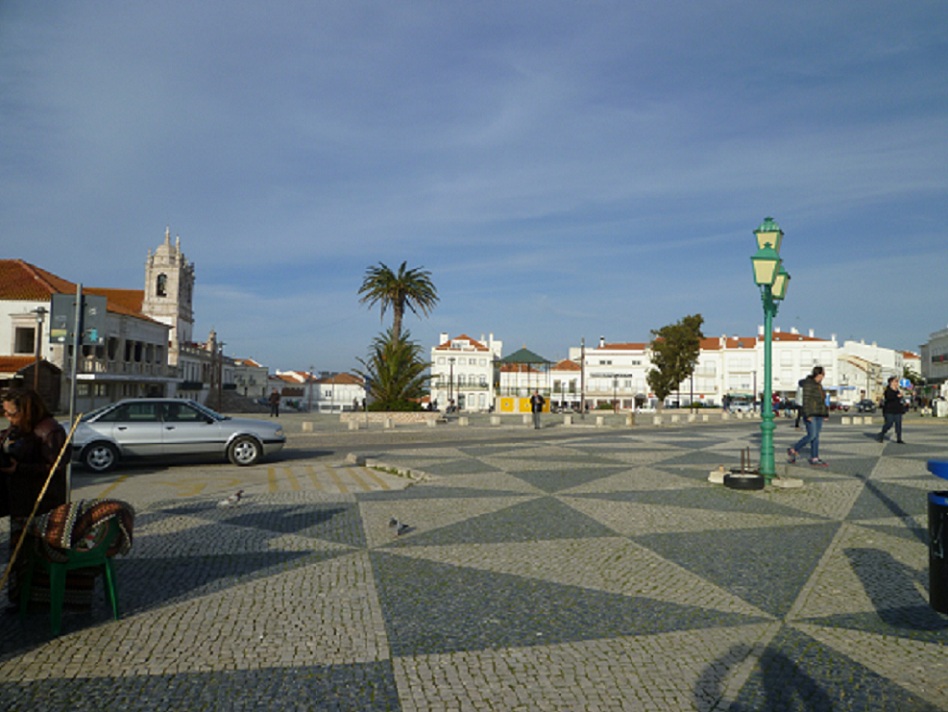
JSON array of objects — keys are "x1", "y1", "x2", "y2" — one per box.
[
  {"x1": 354, "y1": 328, "x2": 431, "y2": 411},
  {"x1": 902, "y1": 365, "x2": 922, "y2": 387},
  {"x1": 646, "y1": 314, "x2": 705, "y2": 410},
  {"x1": 358, "y1": 261, "x2": 439, "y2": 340}
]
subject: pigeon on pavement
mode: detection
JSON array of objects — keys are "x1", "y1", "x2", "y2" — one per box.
[
  {"x1": 218, "y1": 489, "x2": 244, "y2": 507},
  {"x1": 388, "y1": 517, "x2": 411, "y2": 536}
]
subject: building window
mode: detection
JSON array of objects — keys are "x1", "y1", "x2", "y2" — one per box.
[
  {"x1": 156, "y1": 273, "x2": 168, "y2": 297},
  {"x1": 14, "y1": 327, "x2": 35, "y2": 355}
]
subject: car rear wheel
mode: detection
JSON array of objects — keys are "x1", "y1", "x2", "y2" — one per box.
[
  {"x1": 228, "y1": 435, "x2": 262, "y2": 466},
  {"x1": 82, "y1": 442, "x2": 118, "y2": 473}
]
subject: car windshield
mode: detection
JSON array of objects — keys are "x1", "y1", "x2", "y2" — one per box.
[
  {"x1": 189, "y1": 401, "x2": 228, "y2": 421},
  {"x1": 81, "y1": 403, "x2": 118, "y2": 421}
]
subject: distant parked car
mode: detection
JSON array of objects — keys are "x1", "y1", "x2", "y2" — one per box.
[
  {"x1": 729, "y1": 399, "x2": 753, "y2": 413},
  {"x1": 854, "y1": 399, "x2": 877, "y2": 413},
  {"x1": 73, "y1": 398, "x2": 286, "y2": 473}
]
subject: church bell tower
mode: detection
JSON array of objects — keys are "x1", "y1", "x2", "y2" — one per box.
[{"x1": 142, "y1": 227, "x2": 195, "y2": 366}]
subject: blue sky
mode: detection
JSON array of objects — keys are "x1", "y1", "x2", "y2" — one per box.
[{"x1": 2, "y1": 2, "x2": 946, "y2": 373}]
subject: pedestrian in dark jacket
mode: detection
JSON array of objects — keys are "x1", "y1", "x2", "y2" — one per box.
[
  {"x1": 529, "y1": 390, "x2": 545, "y2": 429},
  {"x1": 1, "y1": 387, "x2": 68, "y2": 605},
  {"x1": 876, "y1": 376, "x2": 907, "y2": 444},
  {"x1": 787, "y1": 366, "x2": 830, "y2": 467}
]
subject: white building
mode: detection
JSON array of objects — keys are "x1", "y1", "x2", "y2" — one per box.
[
  {"x1": 921, "y1": 326, "x2": 948, "y2": 391},
  {"x1": 566, "y1": 337, "x2": 650, "y2": 410},
  {"x1": 549, "y1": 359, "x2": 582, "y2": 409},
  {"x1": 0, "y1": 259, "x2": 174, "y2": 412},
  {"x1": 564, "y1": 329, "x2": 840, "y2": 410},
  {"x1": 314, "y1": 372, "x2": 365, "y2": 413},
  {"x1": 430, "y1": 333, "x2": 502, "y2": 412},
  {"x1": 0, "y1": 229, "x2": 242, "y2": 412},
  {"x1": 836, "y1": 339, "x2": 910, "y2": 404},
  {"x1": 233, "y1": 357, "x2": 270, "y2": 400}
]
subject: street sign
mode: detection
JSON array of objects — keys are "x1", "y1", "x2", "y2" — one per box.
[{"x1": 50, "y1": 293, "x2": 108, "y2": 346}]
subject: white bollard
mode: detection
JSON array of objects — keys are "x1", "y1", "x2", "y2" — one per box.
[
  {"x1": 348, "y1": 420, "x2": 360, "y2": 431},
  {"x1": 490, "y1": 415, "x2": 501, "y2": 426},
  {"x1": 301, "y1": 421, "x2": 314, "y2": 432}
]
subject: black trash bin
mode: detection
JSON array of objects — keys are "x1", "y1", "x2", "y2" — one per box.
[{"x1": 927, "y1": 460, "x2": 948, "y2": 615}]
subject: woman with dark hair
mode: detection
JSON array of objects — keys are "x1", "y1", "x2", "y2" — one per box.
[
  {"x1": 877, "y1": 376, "x2": 907, "y2": 444},
  {"x1": 787, "y1": 366, "x2": 830, "y2": 467},
  {"x1": 1, "y1": 387, "x2": 68, "y2": 606}
]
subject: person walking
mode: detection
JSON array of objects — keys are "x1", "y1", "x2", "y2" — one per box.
[
  {"x1": 793, "y1": 378, "x2": 805, "y2": 428},
  {"x1": 876, "y1": 376, "x2": 907, "y2": 444},
  {"x1": 529, "y1": 390, "x2": 545, "y2": 429},
  {"x1": 787, "y1": 366, "x2": 830, "y2": 467}
]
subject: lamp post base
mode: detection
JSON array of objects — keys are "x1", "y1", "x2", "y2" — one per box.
[{"x1": 724, "y1": 471, "x2": 765, "y2": 490}]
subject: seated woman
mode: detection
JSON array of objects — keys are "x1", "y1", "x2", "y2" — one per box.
[{"x1": 1, "y1": 387, "x2": 68, "y2": 608}]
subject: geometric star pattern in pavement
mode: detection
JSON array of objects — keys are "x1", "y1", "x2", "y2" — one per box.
[{"x1": 1, "y1": 419, "x2": 946, "y2": 710}]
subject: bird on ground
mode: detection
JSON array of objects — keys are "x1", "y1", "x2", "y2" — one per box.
[
  {"x1": 218, "y1": 489, "x2": 244, "y2": 507},
  {"x1": 388, "y1": 517, "x2": 411, "y2": 536}
]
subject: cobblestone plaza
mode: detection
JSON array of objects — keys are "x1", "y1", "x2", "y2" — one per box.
[{"x1": 2, "y1": 414, "x2": 947, "y2": 710}]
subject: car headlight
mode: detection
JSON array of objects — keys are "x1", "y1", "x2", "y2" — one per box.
[{"x1": 274, "y1": 427, "x2": 285, "y2": 438}]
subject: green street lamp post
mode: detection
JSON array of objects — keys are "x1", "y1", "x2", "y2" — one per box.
[{"x1": 750, "y1": 217, "x2": 791, "y2": 483}]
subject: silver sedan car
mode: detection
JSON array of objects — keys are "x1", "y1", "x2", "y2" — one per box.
[{"x1": 73, "y1": 398, "x2": 286, "y2": 473}]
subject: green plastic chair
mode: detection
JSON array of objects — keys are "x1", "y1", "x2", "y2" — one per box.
[{"x1": 19, "y1": 518, "x2": 121, "y2": 636}]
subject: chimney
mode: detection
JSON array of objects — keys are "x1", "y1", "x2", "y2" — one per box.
[
  {"x1": 599, "y1": 336, "x2": 605, "y2": 348},
  {"x1": 808, "y1": 329, "x2": 815, "y2": 338},
  {"x1": 439, "y1": 332, "x2": 449, "y2": 346}
]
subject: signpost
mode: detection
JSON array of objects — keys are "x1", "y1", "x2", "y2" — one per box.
[{"x1": 50, "y1": 286, "x2": 108, "y2": 499}]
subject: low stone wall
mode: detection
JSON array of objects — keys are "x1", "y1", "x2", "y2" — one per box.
[{"x1": 339, "y1": 411, "x2": 443, "y2": 426}]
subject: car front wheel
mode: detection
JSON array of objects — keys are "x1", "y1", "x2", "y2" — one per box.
[
  {"x1": 82, "y1": 442, "x2": 118, "y2": 473},
  {"x1": 228, "y1": 436, "x2": 262, "y2": 466}
]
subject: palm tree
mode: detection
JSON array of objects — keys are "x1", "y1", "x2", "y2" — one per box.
[
  {"x1": 354, "y1": 328, "x2": 431, "y2": 411},
  {"x1": 358, "y1": 261, "x2": 439, "y2": 339}
]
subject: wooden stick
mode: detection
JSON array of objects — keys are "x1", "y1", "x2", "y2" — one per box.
[{"x1": 0, "y1": 414, "x2": 82, "y2": 595}]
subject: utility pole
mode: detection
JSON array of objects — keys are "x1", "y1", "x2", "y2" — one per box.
[{"x1": 580, "y1": 337, "x2": 586, "y2": 419}]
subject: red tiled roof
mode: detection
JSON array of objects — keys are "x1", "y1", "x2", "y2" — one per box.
[
  {"x1": 434, "y1": 333, "x2": 489, "y2": 351},
  {"x1": 500, "y1": 363, "x2": 539, "y2": 373},
  {"x1": 235, "y1": 358, "x2": 265, "y2": 368},
  {"x1": 773, "y1": 331, "x2": 825, "y2": 343},
  {"x1": 0, "y1": 259, "x2": 153, "y2": 322},
  {"x1": 316, "y1": 373, "x2": 364, "y2": 386},
  {"x1": 85, "y1": 287, "x2": 145, "y2": 317},
  {"x1": 600, "y1": 342, "x2": 648, "y2": 350},
  {"x1": 552, "y1": 359, "x2": 581, "y2": 371},
  {"x1": 698, "y1": 332, "x2": 829, "y2": 351},
  {"x1": 0, "y1": 355, "x2": 34, "y2": 375},
  {"x1": 0, "y1": 260, "x2": 74, "y2": 300}
]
